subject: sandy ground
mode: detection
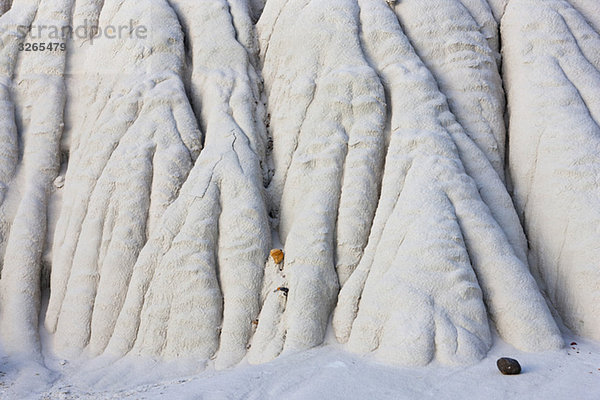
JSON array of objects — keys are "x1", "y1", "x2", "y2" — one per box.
[{"x1": 1, "y1": 329, "x2": 598, "y2": 400}]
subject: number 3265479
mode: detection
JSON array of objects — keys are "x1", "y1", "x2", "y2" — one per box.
[{"x1": 18, "y1": 42, "x2": 66, "y2": 52}]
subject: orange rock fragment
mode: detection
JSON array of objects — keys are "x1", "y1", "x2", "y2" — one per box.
[{"x1": 270, "y1": 249, "x2": 284, "y2": 264}]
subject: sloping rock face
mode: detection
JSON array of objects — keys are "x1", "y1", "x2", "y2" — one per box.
[
  {"x1": 0, "y1": 0, "x2": 597, "y2": 370},
  {"x1": 503, "y1": 0, "x2": 600, "y2": 341}
]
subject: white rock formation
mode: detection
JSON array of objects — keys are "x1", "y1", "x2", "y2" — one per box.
[
  {"x1": 31, "y1": 0, "x2": 269, "y2": 370},
  {"x1": 0, "y1": 0, "x2": 597, "y2": 375},
  {"x1": 503, "y1": 0, "x2": 600, "y2": 341},
  {"x1": 395, "y1": 0, "x2": 507, "y2": 179},
  {"x1": 0, "y1": 0, "x2": 69, "y2": 356},
  {"x1": 332, "y1": 0, "x2": 561, "y2": 366},
  {"x1": 45, "y1": 0, "x2": 202, "y2": 359},
  {"x1": 104, "y1": 0, "x2": 271, "y2": 370},
  {"x1": 249, "y1": 0, "x2": 562, "y2": 366},
  {"x1": 567, "y1": 0, "x2": 600, "y2": 32},
  {"x1": 248, "y1": 0, "x2": 387, "y2": 364}
]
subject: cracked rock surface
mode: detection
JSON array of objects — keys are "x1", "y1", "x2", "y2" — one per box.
[{"x1": 0, "y1": 0, "x2": 597, "y2": 372}]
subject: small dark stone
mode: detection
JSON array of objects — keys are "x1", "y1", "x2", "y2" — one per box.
[
  {"x1": 274, "y1": 287, "x2": 289, "y2": 296},
  {"x1": 497, "y1": 357, "x2": 521, "y2": 375},
  {"x1": 570, "y1": 342, "x2": 577, "y2": 346}
]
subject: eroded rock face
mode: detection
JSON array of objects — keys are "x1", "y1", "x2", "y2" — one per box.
[
  {"x1": 331, "y1": 0, "x2": 560, "y2": 366},
  {"x1": 395, "y1": 0, "x2": 507, "y2": 179},
  {"x1": 0, "y1": 0, "x2": 597, "y2": 371},
  {"x1": 503, "y1": 0, "x2": 600, "y2": 341},
  {"x1": 46, "y1": 0, "x2": 202, "y2": 359},
  {"x1": 0, "y1": 0, "x2": 70, "y2": 357}
]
